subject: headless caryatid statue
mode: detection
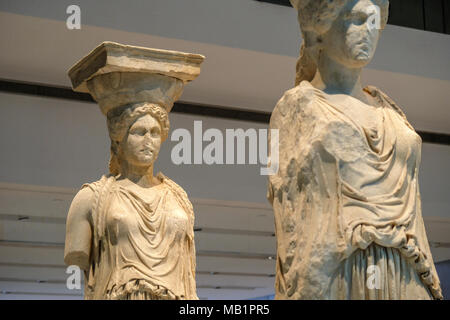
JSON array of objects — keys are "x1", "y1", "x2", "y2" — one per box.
[
  {"x1": 64, "y1": 42, "x2": 204, "y2": 300},
  {"x1": 267, "y1": 0, "x2": 443, "y2": 299}
]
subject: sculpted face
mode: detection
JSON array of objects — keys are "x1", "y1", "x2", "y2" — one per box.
[
  {"x1": 120, "y1": 114, "x2": 162, "y2": 168},
  {"x1": 322, "y1": 0, "x2": 381, "y2": 68}
]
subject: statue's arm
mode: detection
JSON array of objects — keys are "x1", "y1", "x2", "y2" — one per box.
[
  {"x1": 64, "y1": 187, "x2": 94, "y2": 271},
  {"x1": 268, "y1": 86, "x2": 308, "y2": 204}
]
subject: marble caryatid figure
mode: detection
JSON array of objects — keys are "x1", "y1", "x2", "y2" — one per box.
[
  {"x1": 267, "y1": 0, "x2": 443, "y2": 299},
  {"x1": 64, "y1": 42, "x2": 204, "y2": 300}
]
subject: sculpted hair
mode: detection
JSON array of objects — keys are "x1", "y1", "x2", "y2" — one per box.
[
  {"x1": 292, "y1": 0, "x2": 389, "y2": 85},
  {"x1": 106, "y1": 102, "x2": 170, "y2": 176}
]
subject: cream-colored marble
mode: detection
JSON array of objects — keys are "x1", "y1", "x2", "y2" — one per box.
[
  {"x1": 64, "y1": 42, "x2": 204, "y2": 300},
  {"x1": 268, "y1": 0, "x2": 443, "y2": 299}
]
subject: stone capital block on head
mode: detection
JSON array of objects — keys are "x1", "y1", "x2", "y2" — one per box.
[{"x1": 67, "y1": 41, "x2": 205, "y2": 115}]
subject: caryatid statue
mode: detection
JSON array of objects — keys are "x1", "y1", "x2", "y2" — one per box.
[
  {"x1": 64, "y1": 42, "x2": 204, "y2": 300},
  {"x1": 267, "y1": 0, "x2": 443, "y2": 299}
]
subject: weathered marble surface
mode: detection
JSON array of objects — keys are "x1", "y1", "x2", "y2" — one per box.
[
  {"x1": 69, "y1": 41, "x2": 203, "y2": 93},
  {"x1": 64, "y1": 42, "x2": 204, "y2": 300},
  {"x1": 268, "y1": 0, "x2": 443, "y2": 299}
]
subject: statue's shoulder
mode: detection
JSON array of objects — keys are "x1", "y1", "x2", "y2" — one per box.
[
  {"x1": 68, "y1": 178, "x2": 110, "y2": 223},
  {"x1": 365, "y1": 85, "x2": 415, "y2": 131},
  {"x1": 270, "y1": 81, "x2": 318, "y2": 128},
  {"x1": 81, "y1": 175, "x2": 115, "y2": 192},
  {"x1": 71, "y1": 176, "x2": 110, "y2": 207},
  {"x1": 158, "y1": 173, "x2": 195, "y2": 231},
  {"x1": 77, "y1": 175, "x2": 116, "y2": 215},
  {"x1": 157, "y1": 173, "x2": 194, "y2": 211}
]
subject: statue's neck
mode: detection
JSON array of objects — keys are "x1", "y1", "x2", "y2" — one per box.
[
  {"x1": 119, "y1": 163, "x2": 158, "y2": 188},
  {"x1": 311, "y1": 54, "x2": 368, "y2": 103}
]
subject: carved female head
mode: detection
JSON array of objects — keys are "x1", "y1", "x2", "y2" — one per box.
[
  {"x1": 107, "y1": 103, "x2": 170, "y2": 176},
  {"x1": 290, "y1": 0, "x2": 389, "y2": 84}
]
